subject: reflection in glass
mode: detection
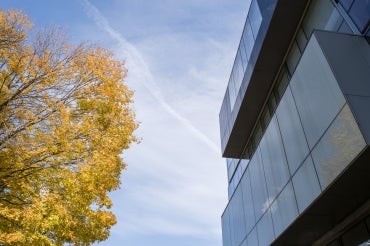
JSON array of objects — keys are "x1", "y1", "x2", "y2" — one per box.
[
  {"x1": 249, "y1": 147, "x2": 269, "y2": 220},
  {"x1": 347, "y1": 0, "x2": 370, "y2": 33},
  {"x1": 325, "y1": 6, "x2": 343, "y2": 31},
  {"x1": 339, "y1": 19, "x2": 354, "y2": 34},
  {"x1": 240, "y1": 159, "x2": 249, "y2": 174},
  {"x1": 312, "y1": 104, "x2": 366, "y2": 189},
  {"x1": 240, "y1": 42, "x2": 248, "y2": 71},
  {"x1": 260, "y1": 116, "x2": 290, "y2": 199},
  {"x1": 277, "y1": 86, "x2": 309, "y2": 174},
  {"x1": 338, "y1": 0, "x2": 354, "y2": 11},
  {"x1": 249, "y1": 0, "x2": 262, "y2": 39},
  {"x1": 240, "y1": 239, "x2": 248, "y2": 246},
  {"x1": 302, "y1": 0, "x2": 337, "y2": 36},
  {"x1": 292, "y1": 156, "x2": 321, "y2": 213},
  {"x1": 223, "y1": 0, "x2": 262, "y2": 113},
  {"x1": 230, "y1": 185, "x2": 247, "y2": 245},
  {"x1": 271, "y1": 182, "x2": 299, "y2": 237},
  {"x1": 221, "y1": 212, "x2": 231, "y2": 246},
  {"x1": 290, "y1": 35, "x2": 346, "y2": 149},
  {"x1": 257, "y1": 210, "x2": 275, "y2": 246},
  {"x1": 243, "y1": 19, "x2": 254, "y2": 62},
  {"x1": 241, "y1": 169, "x2": 256, "y2": 234},
  {"x1": 247, "y1": 227, "x2": 258, "y2": 246}
]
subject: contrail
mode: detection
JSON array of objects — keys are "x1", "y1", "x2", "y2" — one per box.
[{"x1": 81, "y1": 0, "x2": 220, "y2": 153}]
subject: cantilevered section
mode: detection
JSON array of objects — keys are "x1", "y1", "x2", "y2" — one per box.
[
  {"x1": 272, "y1": 147, "x2": 370, "y2": 245},
  {"x1": 272, "y1": 30, "x2": 370, "y2": 246},
  {"x1": 219, "y1": 0, "x2": 310, "y2": 158}
]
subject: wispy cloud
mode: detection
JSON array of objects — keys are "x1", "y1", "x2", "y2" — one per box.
[{"x1": 80, "y1": 0, "x2": 219, "y2": 153}]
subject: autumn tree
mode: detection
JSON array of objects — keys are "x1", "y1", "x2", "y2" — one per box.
[{"x1": 0, "y1": 9, "x2": 138, "y2": 245}]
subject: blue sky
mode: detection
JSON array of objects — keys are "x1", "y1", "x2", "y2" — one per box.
[{"x1": 0, "y1": 1, "x2": 248, "y2": 245}]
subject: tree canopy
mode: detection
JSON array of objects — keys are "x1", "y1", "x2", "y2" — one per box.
[{"x1": 0, "y1": 9, "x2": 138, "y2": 245}]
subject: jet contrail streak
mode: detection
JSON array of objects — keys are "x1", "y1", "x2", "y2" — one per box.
[{"x1": 81, "y1": 0, "x2": 220, "y2": 153}]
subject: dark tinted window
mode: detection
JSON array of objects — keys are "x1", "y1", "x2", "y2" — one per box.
[
  {"x1": 348, "y1": 0, "x2": 370, "y2": 33},
  {"x1": 338, "y1": 0, "x2": 370, "y2": 33},
  {"x1": 338, "y1": 0, "x2": 354, "y2": 11},
  {"x1": 327, "y1": 239, "x2": 341, "y2": 246},
  {"x1": 342, "y1": 222, "x2": 369, "y2": 246},
  {"x1": 366, "y1": 216, "x2": 370, "y2": 231}
]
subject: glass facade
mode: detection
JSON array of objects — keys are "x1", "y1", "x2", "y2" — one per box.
[
  {"x1": 227, "y1": 0, "x2": 262, "y2": 110},
  {"x1": 221, "y1": 0, "x2": 364, "y2": 197},
  {"x1": 276, "y1": 86, "x2": 309, "y2": 174},
  {"x1": 219, "y1": 0, "x2": 264, "y2": 154},
  {"x1": 221, "y1": 33, "x2": 367, "y2": 245},
  {"x1": 312, "y1": 104, "x2": 366, "y2": 190},
  {"x1": 220, "y1": 0, "x2": 370, "y2": 245},
  {"x1": 337, "y1": 0, "x2": 370, "y2": 33},
  {"x1": 291, "y1": 156, "x2": 321, "y2": 213}
]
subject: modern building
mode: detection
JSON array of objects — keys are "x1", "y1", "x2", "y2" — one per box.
[{"x1": 219, "y1": 0, "x2": 370, "y2": 245}]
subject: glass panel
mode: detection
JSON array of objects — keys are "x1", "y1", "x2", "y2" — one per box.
[
  {"x1": 271, "y1": 182, "x2": 299, "y2": 237},
  {"x1": 235, "y1": 52, "x2": 244, "y2": 84},
  {"x1": 249, "y1": 0, "x2": 262, "y2": 39},
  {"x1": 327, "y1": 239, "x2": 341, "y2": 246},
  {"x1": 242, "y1": 19, "x2": 254, "y2": 61},
  {"x1": 240, "y1": 238, "x2": 248, "y2": 246},
  {"x1": 339, "y1": 0, "x2": 354, "y2": 11},
  {"x1": 219, "y1": 93, "x2": 230, "y2": 150},
  {"x1": 228, "y1": 205, "x2": 236, "y2": 246},
  {"x1": 275, "y1": 69, "x2": 289, "y2": 101},
  {"x1": 240, "y1": 42, "x2": 248, "y2": 72},
  {"x1": 253, "y1": 124, "x2": 263, "y2": 148},
  {"x1": 348, "y1": 0, "x2": 370, "y2": 33},
  {"x1": 324, "y1": 6, "x2": 343, "y2": 31},
  {"x1": 292, "y1": 156, "x2": 322, "y2": 213},
  {"x1": 276, "y1": 86, "x2": 309, "y2": 174},
  {"x1": 312, "y1": 104, "x2": 366, "y2": 189},
  {"x1": 228, "y1": 185, "x2": 233, "y2": 200},
  {"x1": 230, "y1": 185, "x2": 247, "y2": 245},
  {"x1": 247, "y1": 227, "x2": 258, "y2": 246},
  {"x1": 229, "y1": 55, "x2": 244, "y2": 110},
  {"x1": 222, "y1": 212, "x2": 232, "y2": 246},
  {"x1": 241, "y1": 169, "x2": 256, "y2": 234},
  {"x1": 257, "y1": 210, "x2": 275, "y2": 246},
  {"x1": 228, "y1": 158, "x2": 238, "y2": 182},
  {"x1": 228, "y1": 75, "x2": 237, "y2": 112},
  {"x1": 286, "y1": 41, "x2": 301, "y2": 75},
  {"x1": 302, "y1": 0, "x2": 337, "y2": 36},
  {"x1": 240, "y1": 158, "x2": 249, "y2": 174},
  {"x1": 260, "y1": 107, "x2": 271, "y2": 131},
  {"x1": 249, "y1": 147, "x2": 269, "y2": 220},
  {"x1": 227, "y1": 159, "x2": 234, "y2": 182},
  {"x1": 296, "y1": 27, "x2": 308, "y2": 52},
  {"x1": 338, "y1": 19, "x2": 354, "y2": 34},
  {"x1": 290, "y1": 35, "x2": 346, "y2": 149},
  {"x1": 342, "y1": 222, "x2": 370, "y2": 246},
  {"x1": 260, "y1": 116, "x2": 290, "y2": 199},
  {"x1": 269, "y1": 93, "x2": 277, "y2": 111}
]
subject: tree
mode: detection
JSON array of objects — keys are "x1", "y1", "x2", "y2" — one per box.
[{"x1": 0, "y1": 9, "x2": 138, "y2": 245}]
